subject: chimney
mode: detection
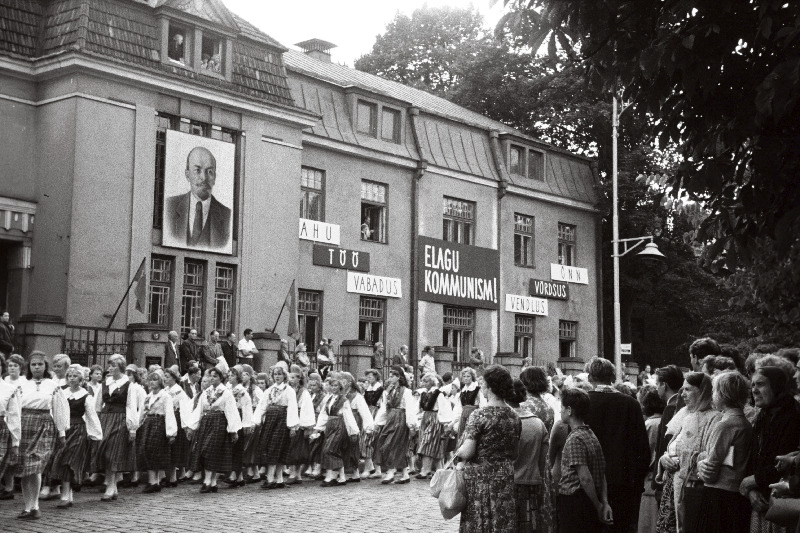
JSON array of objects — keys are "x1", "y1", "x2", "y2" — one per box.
[{"x1": 295, "y1": 38, "x2": 336, "y2": 62}]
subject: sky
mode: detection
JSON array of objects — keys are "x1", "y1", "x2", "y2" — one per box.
[{"x1": 224, "y1": 0, "x2": 506, "y2": 67}]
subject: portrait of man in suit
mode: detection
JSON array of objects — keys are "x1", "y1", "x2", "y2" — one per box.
[{"x1": 162, "y1": 131, "x2": 234, "y2": 253}]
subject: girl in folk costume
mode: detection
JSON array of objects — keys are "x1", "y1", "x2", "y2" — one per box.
[
  {"x1": 183, "y1": 372, "x2": 211, "y2": 484},
  {"x1": 122, "y1": 364, "x2": 147, "y2": 488},
  {"x1": 95, "y1": 354, "x2": 141, "y2": 502},
  {"x1": 254, "y1": 365, "x2": 299, "y2": 489},
  {"x1": 50, "y1": 365, "x2": 102, "y2": 508},
  {"x1": 224, "y1": 366, "x2": 253, "y2": 488},
  {"x1": 360, "y1": 369, "x2": 384, "y2": 479},
  {"x1": 285, "y1": 368, "x2": 315, "y2": 484},
  {"x1": 239, "y1": 365, "x2": 261, "y2": 483},
  {"x1": 136, "y1": 370, "x2": 177, "y2": 493},
  {"x1": 416, "y1": 373, "x2": 453, "y2": 478},
  {"x1": 339, "y1": 371, "x2": 375, "y2": 482},
  {"x1": 451, "y1": 367, "x2": 484, "y2": 439},
  {"x1": 309, "y1": 374, "x2": 360, "y2": 486},
  {"x1": 15, "y1": 351, "x2": 70, "y2": 520},
  {"x1": 186, "y1": 367, "x2": 242, "y2": 493},
  {"x1": 304, "y1": 373, "x2": 326, "y2": 479},
  {"x1": 374, "y1": 365, "x2": 419, "y2": 484},
  {"x1": 0, "y1": 356, "x2": 21, "y2": 501},
  {"x1": 1, "y1": 353, "x2": 24, "y2": 498},
  {"x1": 163, "y1": 366, "x2": 191, "y2": 485}
]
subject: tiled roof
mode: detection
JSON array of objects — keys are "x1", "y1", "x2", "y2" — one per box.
[
  {"x1": 231, "y1": 13, "x2": 286, "y2": 51},
  {"x1": 158, "y1": 0, "x2": 237, "y2": 31},
  {"x1": 0, "y1": 0, "x2": 42, "y2": 57}
]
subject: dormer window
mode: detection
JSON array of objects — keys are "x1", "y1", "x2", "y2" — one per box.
[
  {"x1": 168, "y1": 23, "x2": 190, "y2": 65},
  {"x1": 357, "y1": 100, "x2": 377, "y2": 137},
  {"x1": 201, "y1": 34, "x2": 223, "y2": 74},
  {"x1": 506, "y1": 142, "x2": 546, "y2": 182},
  {"x1": 509, "y1": 145, "x2": 523, "y2": 175},
  {"x1": 381, "y1": 107, "x2": 400, "y2": 143},
  {"x1": 160, "y1": 18, "x2": 231, "y2": 80}
]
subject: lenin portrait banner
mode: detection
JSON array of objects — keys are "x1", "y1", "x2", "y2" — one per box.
[{"x1": 162, "y1": 130, "x2": 235, "y2": 254}]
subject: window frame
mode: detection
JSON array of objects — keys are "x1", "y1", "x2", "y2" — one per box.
[
  {"x1": 442, "y1": 197, "x2": 476, "y2": 245},
  {"x1": 356, "y1": 100, "x2": 378, "y2": 137},
  {"x1": 559, "y1": 320, "x2": 578, "y2": 359},
  {"x1": 514, "y1": 314, "x2": 535, "y2": 359},
  {"x1": 514, "y1": 213, "x2": 535, "y2": 267},
  {"x1": 298, "y1": 289, "x2": 323, "y2": 351},
  {"x1": 148, "y1": 255, "x2": 174, "y2": 326},
  {"x1": 360, "y1": 180, "x2": 388, "y2": 244},
  {"x1": 300, "y1": 166, "x2": 325, "y2": 222},
  {"x1": 167, "y1": 22, "x2": 192, "y2": 66},
  {"x1": 558, "y1": 222, "x2": 577, "y2": 266},
  {"x1": 381, "y1": 106, "x2": 401, "y2": 143},
  {"x1": 213, "y1": 264, "x2": 235, "y2": 335},
  {"x1": 358, "y1": 296, "x2": 386, "y2": 345},
  {"x1": 180, "y1": 260, "x2": 206, "y2": 335},
  {"x1": 509, "y1": 144, "x2": 524, "y2": 176},
  {"x1": 199, "y1": 31, "x2": 225, "y2": 77},
  {"x1": 442, "y1": 306, "x2": 475, "y2": 362},
  {"x1": 527, "y1": 148, "x2": 545, "y2": 181}
]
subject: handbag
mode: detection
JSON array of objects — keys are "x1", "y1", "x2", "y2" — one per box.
[
  {"x1": 430, "y1": 456, "x2": 467, "y2": 520},
  {"x1": 765, "y1": 496, "x2": 800, "y2": 528}
]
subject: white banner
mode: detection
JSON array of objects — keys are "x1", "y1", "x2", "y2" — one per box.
[
  {"x1": 505, "y1": 294, "x2": 548, "y2": 316},
  {"x1": 550, "y1": 263, "x2": 589, "y2": 285},
  {"x1": 347, "y1": 272, "x2": 402, "y2": 298},
  {"x1": 299, "y1": 218, "x2": 340, "y2": 245}
]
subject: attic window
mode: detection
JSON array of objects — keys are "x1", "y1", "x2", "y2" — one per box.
[
  {"x1": 201, "y1": 34, "x2": 223, "y2": 74},
  {"x1": 168, "y1": 24, "x2": 189, "y2": 64},
  {"x1": 509, "y1": 145, "x2": 523, "y2": 175},
  {"x1": 357, "y1": 100, "x2": 377, "y2": 137}
]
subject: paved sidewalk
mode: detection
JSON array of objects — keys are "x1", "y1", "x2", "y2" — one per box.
[{"x1": 0, "y1": 477, "x2": 459, "y2": 533}]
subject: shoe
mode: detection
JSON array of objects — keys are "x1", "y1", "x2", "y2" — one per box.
[
  {"x1": 320, "y1": 480, "x2": 333, "y2": 487},
  {"x1": 72, "y1": 484, "x2": 82, "y2": 493},
  {"x1": 209, "y1": 485, "x2": 218, "y2": 493},
  {"x1": 380, "y1": 478, "x2": 394, "y2": 485},
  {"x1": 368, "y1": 472, "x2": 382, "y2": 479},
  {"x1": 159, "y1": 478, "x2": 168, "y2": 487},
  {"x1": 42, "y1": 492, "x2": 61, "y2": 501},
  {"x1": 0, "y1": 490, "x2": 14, "y2": 500},
  {"x1": 313, "y1": 474, "x2": 325, "y2": 481},
  {"x1": 199, "y1": 484, "x2": 210, "y2": 493},
  {"x1": 275, "y1": 482, "x2": 286, "y2": 489},
  {"x1": 293, "y1": 479, "x2": 303, "y2": 485},
  {"x1": 246, "y1": 476, "x2": 260, "y2": 485},
  {"x1": 100, "y1": 494, "x2": 118, "y2": 502},
  {"x1": 18, "y1": 509, "x2": 41, "y2": 520},
  {"x1": 395, "y1": 477, "x2": 411, "y2": 484},
  {"x1": 188, "y1": 478, "x2": 203, "y2": 485},
  {"x1": 142, "y1": 484, "x2": 161, "y2": 494},
  {"x1": 347, "y1": 477, "x2": 361, "y2": 483},
  {"x1": 56, "y1": 500, "x2": 73, "y2": 509},
  {"x1": 222, "y1": 477, "x2": 237, "y2": 485},
  {"x1": 166, "y1": 481, "x2": 178, "y2": 488},
  {"x1": 333, "y1": 479, "x2": 347, "y2": 487},
  {"x1": 226, "y1": 481, "x2": 241, "y2": 489}
]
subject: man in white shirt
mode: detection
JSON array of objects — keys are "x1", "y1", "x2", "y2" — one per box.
[
  {"x1": 238, "y1": 328, "x2": 258, "y2": 364},
  {"x1": 419, "y1": 346, "x2": 436, "y2": 378}
]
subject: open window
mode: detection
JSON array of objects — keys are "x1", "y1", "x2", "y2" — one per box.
[
  {"x1": 361, "y1": 180, "x2": 387, "y2": 243},
  {"x1": 167, "y1": 23, "x2": 190, "y2": 65},
  {"x1": 201, "y1": 33, "x2": 223, "y2": 74}
]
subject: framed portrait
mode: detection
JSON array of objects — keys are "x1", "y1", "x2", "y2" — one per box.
[{"x1": 162, "y1": 130, "x2": 235, "y2": 254}]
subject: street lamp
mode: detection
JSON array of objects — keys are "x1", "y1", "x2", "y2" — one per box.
[{"x1": 612, "y1": 96, "x2": 666, "y2": 382}]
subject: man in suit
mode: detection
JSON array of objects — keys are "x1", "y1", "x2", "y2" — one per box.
[
  {"x1": 165, "y1": 146, "x2": 231, "y2": 250},
  {"x1": 164, "y1": 330, "x2": 179, "y2": 369},
  {"x1": 221, "y1": 331, "x2": 237, "y2": 369},
  {"x1": 178, "y1": 329, "x2": 200, "y2": 374}
]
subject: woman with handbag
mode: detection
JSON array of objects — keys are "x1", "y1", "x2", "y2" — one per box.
[
  {"x1": 454, "y1": 364, "x2": 521, "y2": 533},
  {"x1": 655, "y1": 372, "x2": 720, "y2": 533}
]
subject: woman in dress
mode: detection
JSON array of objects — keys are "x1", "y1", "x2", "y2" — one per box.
[
  {"x1": 739, "y1": 366, "x2": 800, "y2": 533},
  {"x1": 163, "y1": 366, "x2": 190, "y2": 485},
  {"x1": 286, "y1": 368, "x2": 315, "y2": 484},
  {"x1": 340, "y1": 371, "x2": 374, "y2": 482},
  {"x1": 374, "y1": 365, "x2": 418, "y2": 484},
  {"x1": 305, "y1": 373, "x2": 326, "y2": 480},
  {"x1": 186, "y1": 367, "x2": 241, "y2": 493},
  {"x1": 416, "y1": 373, "x2": 453, "y2": 478},
  {"x1": 1, "y1": 353, "x2": 24, "y2": 498},
  {"x1": 15, "y1": 351, "x2": 69, "y2": 520},
  {"x1": 50, "y1": 364, "x2": 102, "y2": 508},
  {"x1": 224, "y1": 366, "x2": 253, "y2": 488},
  {"x1": 136, "y1": 370, "x2": 177, "y2": 493},
  {"x1": 360, "y1": 369, "x2": 384, "y2": 479},
  {"x1": 253, "y1": 365, "x2": 298, "y2": 489},
  {"x1": 455, "y1": 364, "x2": 521, "y2": 533},
  {"x1": 310, "y1": 374, "x2": 359, "y2": 486},
  {"x1": 0, "y1": 355, "x2": 21, "y2": 501},
  {"x1": 239, "y1": 365, "x2": 261, "y2": 483},
  {"x1": 656, "y1": 372, "x2": 720, "y2": 533},
  {"x1": 451, "y1": 367, "x2": 482, "y2": 440}
]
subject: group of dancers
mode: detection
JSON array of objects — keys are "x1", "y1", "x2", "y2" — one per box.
[{"x1": 0, "y1": 350, "x2": 484, "y2": 519}]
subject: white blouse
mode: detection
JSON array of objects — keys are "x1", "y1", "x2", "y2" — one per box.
[
  {"x1": 254, "y1": 383, "x2": 299, "y2": 428},
  {"x1": 0, "y1": 381, "x2": 21, "y2": 446},
  {"x1": 314, "y1": 394, "x2": 360, "y2": 436},
  {"x1": 167, "y1": 383, "x2": 193, "y2": 428},
  {"x1": 104, "y1": 375, "x2": 141, "y2": 433},
  {"x1": 64, "y1": 388, "x2": 103, "y2": 441},
  {"x1": 295, "y1": 387, "x2": 316, "y2": 429},
  {"x1": 19, "y1": 378, "x2": 70, "y2": 437},
  {"x1": 451, "y1": 382, "x2": 485, "y2": 428},
  {"x1": 140, "y1": 389, "x2": 177, "y2": 438},
  {"x1": 3, "y1": 375, "x2": 26, "y2": 397},
  {"x1": 374, "y1": 387, "x2": 419, "y2": 429},
  {"x1": 251, "y1": 387, "x2": 264, "y2": 411},
  {"x1": 87, "y1": 381, "x2": 103, "y2": 412},
  {"x1": 188, "y1": 384, "x2": 242, "y2": 434},
  {"x1": 349, "y1": 393, "x2": 375, "y2": 433},
  {"x1": 231, "y1": 384, "x2": 254, "y2": 428}
]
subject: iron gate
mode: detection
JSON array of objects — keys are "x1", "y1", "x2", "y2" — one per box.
[{"x1": 62, "y1": 326, "x2": 128, "y2": 368}]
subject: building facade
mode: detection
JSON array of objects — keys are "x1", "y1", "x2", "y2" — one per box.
[{"x1": 0, "y1": 0, "x2": 602, "y2": 368}]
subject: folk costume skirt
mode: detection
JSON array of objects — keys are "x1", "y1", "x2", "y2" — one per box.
[
  {"x1": 359, "y1": 405, "x2": 380, "y2": 460},
  {"x1": 258, "y1": 405, "x2": 290, "y2": 466},
  {"x1": 96, "y1": 411, "x2": 136, "y2": 473},
  {"x1": 242, "y1": 421, "x2": 259, "y2": 467},
  {"x1": 460, "y1": 460, "x2": 517, "y2": 533},
  {"x1": 190, "y1": 410, "x2": 232, "y2": 473},
  {"x1": 343, "y1": 410, "x2": 362, "y2": 470},
  {"x1": 0, "y1": 416, "x2": 17, "y2": 478},
  {"x1": 50, "y1": 418, "x2": 91, "y2": 482},
  {"x1": 321, "y1": 415, "x2": 348, "y2": 471},
  {"x1": 286, "y1": 428, "x2": 310, "y2": 466},
  {"x1": 170, "y1": 409, "x2": 189, "y2": 468},
  {"x1": 377, "y1": 407, "x2": 409, "y2": 470},
  {"x1": 17, "y1": 409, "x2": 56, "y2": 477},
  {"x1": 458, "y1": 405, "x2": 478, "y2": 440},
  {"x1": 308, "y1": 430, "x2": 325, "y2": 465},
  {"x1": 136, "y1": 414, "x2": 172, "y2": 471},
  {"x1": 417, "y1": 410, "x2": 445, "y2": 459}
]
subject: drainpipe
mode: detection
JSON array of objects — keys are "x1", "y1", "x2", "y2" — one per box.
[
  {"x1": 488, "y1": 130, "x2": 510, "y2": 360},
  {"x1": 408, "y1": 107, "x2": 428, "y2": 368}
]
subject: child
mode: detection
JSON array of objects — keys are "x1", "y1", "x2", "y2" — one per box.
[{"x1": 557, "y1": 387, "x2": 613, "y2": 533}]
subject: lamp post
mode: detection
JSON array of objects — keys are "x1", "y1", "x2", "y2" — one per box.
[{"x1": 611, "y1": 95, "x2": 665, "y2": 382}]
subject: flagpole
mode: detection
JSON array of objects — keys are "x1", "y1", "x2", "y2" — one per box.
[
  {"x1": 271, "y1": 280, "x2": 296, "y2": 333},
  {"x1": 107, "y1": 257, "x2": 146, "y2": 329}
]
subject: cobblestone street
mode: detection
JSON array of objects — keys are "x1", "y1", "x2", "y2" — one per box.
[{"x1": 0, "y1": 478, "x2": 458, "y2": 533}]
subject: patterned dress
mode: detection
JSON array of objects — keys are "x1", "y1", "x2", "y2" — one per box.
[{"x1": 460, "y1": 406, "x2": 521, "y2": 533}]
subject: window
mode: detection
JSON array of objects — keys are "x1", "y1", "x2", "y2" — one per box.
[
  {"x1": 200, "y1": 33, "x2": 223, "y2": 74},
  {"x1": 514, "y1": 213, "x2": 534, "y2": 267},
  {"x1": 528, "y1": 150, "x2": 544, "y2": 181},
  {"x1": 298, "y1": 290, "x2": 322, "y2": 350},
  {"x1": 443, "y1": 197, "x2": 475, "y2": 245},
  {"x1": 167, "y1": 24, "x2": 189, "y2": 64},
  {"x1": 515, "y1": 315, "x2": 535, "y2": 359},
  {"x1": 300, "y1": 167, "x2": 325, "y2": 221},
  {"x1": 558, "y1": 223, "x2": 576, "y2": 266},
  {"x1": 559, "y1": 320, "x2": 578, "y2": 358},
  {"x1": 181, "y1": 261, "x2": 205, "y2": 334},
  {"x1": 381, "y1": 107, "x2": 400, "y2": 143},
  {"x1": 357, "y1": 100, "x2": 377, "y2": 137},
  {"x1": 443, "y1": 306, "x2": 474, "y2": 362},
  {"x1": 213, "y1": 265, "x2": 235, "y2": 334},
  {"x1": 358, "y1": 297, "x2": 385, "y2": 344},
  {"x1": 509, "y1": 145, "x2": 524, "y2": 175},
  {"x1": 148, "y1": 256, "x2": 173, "y2": 325},
  {"x1": 361, "y1": 181, "x2": 387, "y2": 243}
]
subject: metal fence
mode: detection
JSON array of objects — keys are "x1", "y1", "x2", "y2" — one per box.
[{"x1": 62, "y1": 326, "x2": 128, "y2": 368}]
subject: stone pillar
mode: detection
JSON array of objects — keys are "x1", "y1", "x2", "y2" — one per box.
[
  {"x1": 15, "y1": 314, "x2": 66, "y2": 358},
  {"x1": 558, "y1": 357, "x2": 586, "y2": 377},
  {"x1": 339, "y1": 340, "x2": 374, "y2": 377},
  {"x1": 251, "y1": 331, "x2": 281, "y2": 373},
  {"x1": 624, "y1": 362, "x2": 640, "y2": 384},
  {"x1": 494, "y1": 352, "x2": 523, "y2": 379},
  {"x1": 432, "y1": 346, "x2": 455, "y2": 377},
  {"x1": 126, "y1": 323, "x2": 170, "y2": 368}
]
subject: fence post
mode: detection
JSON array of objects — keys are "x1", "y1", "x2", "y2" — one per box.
[
  {"x1": 15, "y1": 315, "x2": 66, "y2": 359},
  {"x1": 339, "y1": 340, "x2": 373, "y2": 378}
]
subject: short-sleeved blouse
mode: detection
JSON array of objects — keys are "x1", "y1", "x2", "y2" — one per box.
[{"x1": 463, "y1": 406, "x2": 521, "y2": 464}]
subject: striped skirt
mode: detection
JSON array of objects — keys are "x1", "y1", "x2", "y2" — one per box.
[
  {"x1": 321, "y1": 415, "x2": 348, "y2": 471},
  {"x1": 359, "y1": 405, "x2": 381, "y2": 460},
  {"x1": 241, "y1": 426, "x2": 259, "y2": 467},
  {"x1": 0, "y1": 417, "x2": 18, "y2": 477},
  {"x1": 417, "y1": 410, "x2": 445, "y2": 459},
  {"x1": 257, "y1": 405, "x2": 290, "y2": 466},
  {"x1": 95, "y1": 411, "x2": 136, "y2": 473},
  {"x1": 171, "y1": 409, "x2": 189, "y2": 468},
  {"x1": 136, "y1": 414, "x2": 172, "y2": 471},
  {"x1": 377, "y1": 408, "x2": 409, "y2": 470},
  {"x1": 286, "y1": 428, "x2": 310, "y2": 466},
  {"x1": 190, "y1": 410, "x2": 232, "y2": 473},
  {"x1": 308, "y1": 431, "x2": 325, "y2": 465},
  {"x1": 50, "y1": 419, "x2": 91, "y2": 482},
  {"x1": 17, "y1": 409, "x2": 56, "y2": 477}
]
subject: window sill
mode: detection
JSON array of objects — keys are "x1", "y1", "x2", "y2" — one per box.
[
  {"x1": 199, "y1": 69, "x2": 226, "y2": 81},
  {"x1": 361, "y1": 237, "x2": 388, "y2": 245},
  {"x1": 514, "y1": 262, "x2": 537, "y2": 269}
]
